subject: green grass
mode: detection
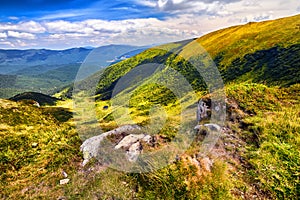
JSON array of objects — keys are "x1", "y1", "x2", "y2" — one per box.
[
  {"x1": 0, "y1": 99, "x2": 81, "y2": 199},
  {"x1": 93, "y1": 15, "x2": 300, "y2": 102},
  {"x1": 226, "y1": 83, "x2": 300, "y2": 199},
  {"x1": 198, "y1": 15, "x2": 300, "y2": 67},
  {"x1": 133, "y1": 160, "x2": 233, "y2": 200},
  {"x1": 1, "y1": 83, "x2": 299, "y2": 199},
  {"x1": 1, "y1": 14, "x2": 300, "y2": 199},
  {"x1": 245, "y1": 105, "x2": 300, "y2": 199}
]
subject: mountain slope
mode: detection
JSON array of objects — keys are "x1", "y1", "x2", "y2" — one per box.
[
  {"x1": 1, "y1": 14, "x2": 300, "y2": 199},
  {"x1": 72, "y1": 14, "x2": 300, "y2": 199},
  {"x1": 93, "y1": 15, "x2": 300, "y2": 101},
  {"x1": 0, "y1": 99, "x2": 81, "y2": 199},
  {"x1": 198, "y1": 14, "x2": 300, "y2": 66}
]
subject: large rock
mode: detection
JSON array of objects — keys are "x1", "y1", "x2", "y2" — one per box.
[
  {"x1": 115, "y1": 134, "x2": 151, "y2": 149},
  {"x1": 80, "y1": 125, "x2": 152, "y2": 166},
  {"x1": 126, "y1": 142, "x2": 142, "y2": 162}
]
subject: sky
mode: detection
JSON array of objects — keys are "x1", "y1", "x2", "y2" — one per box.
[{"x1": 0, "y1": 0, "x2": 299, "y2": 49}]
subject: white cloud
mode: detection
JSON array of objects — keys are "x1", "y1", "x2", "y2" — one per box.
[
  {"x1": 224, "y1": 0, "x2": 299, "y2": 23},
  {"x1": 8, "y1": 16, "x2": 19, "y2": 20},
  {"x1": 15, "y1": 39, "x2": 29, "y2": 47},
  {"x1": 20, "y1": 21, "x2": 46, "y2": 33},
  {"x1": 0, "y1": 21, "x2": 46, "y2": 33},
  {"x1": 44, "y1": 20, "x2": 83, "y2": 33},
  {"x1": 7, "y1": 31, "x2": 36, "y2": 40},
  {"x1": 23, "y1": 16, "x2": 198, "y2": 49},
  {"x1": 0, "y1": 0, "x2": 299, "y2": 49},
  {"x1": 138, "y1": 0, "x2": 157, "y2": 7},
  {"x1": 141, "y1": 0, "x2": 241, "y2": 16},
  {"x1": 39, "y1": 13, "x2": 84, "y2": 20},
  {"x1": 0, "y1": 32, "x2": 7, "y2": 38},
  {"x1": 42, "y1": 18, "x2": 200, "y2": 46},
  {"x1": 0, "y1": 41, "x2": 14, "y2": 47},
  {"x1": 242, "y1": 0, "x2": 260, "y2": 7}
]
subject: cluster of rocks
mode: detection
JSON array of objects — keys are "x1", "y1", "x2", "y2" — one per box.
[
  {"x1": 80, "y1": 125, "x2": 154, "y2": 166},
  {"x1": 80, "y1": 99, "x2": 224, "y2": 171}
]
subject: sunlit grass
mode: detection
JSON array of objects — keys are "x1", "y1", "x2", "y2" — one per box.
[
  {"x1": 0, "y1": 100, "x2": 82, "y2": 199},
  {"x1": 198, "y1": 15, "x2": 300, "y2": 68}
]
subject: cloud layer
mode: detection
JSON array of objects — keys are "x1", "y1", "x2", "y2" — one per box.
[
  {"x1": 154, "y1": 0, "x2": 241, "y2": 13},
  {"x1": 0, "y1": 0, "x2": 299, "y2": 49}
]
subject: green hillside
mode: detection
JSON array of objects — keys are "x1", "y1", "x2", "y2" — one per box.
[
  {"x1": 197, "y1": 14, "x2": 300, "y2": 85},
  {"x1": 94, "y1": 15, "x2": 300, "y2": 101},
  {"x1": 1, "y1": 14, "x2": 300, "y2": 199},
  {"x1": 1, "y1": 84, "x2": 298, "y2": 199},
  {"x1": 0, "y1": 99, "x2": 81, "y2": 199},
  {"x1": 74, "y1": 14, "x2": 300, "y2": 199},
  {"x1": 0, "y1": 45, "x2": 144, "y2": 99}
]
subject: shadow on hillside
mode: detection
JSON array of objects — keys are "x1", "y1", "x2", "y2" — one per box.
[{"x1": 42, "y1": 107, "x2": 73, "y2": 122}]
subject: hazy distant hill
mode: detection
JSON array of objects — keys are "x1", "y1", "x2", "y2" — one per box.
[
  {"x1": 0, "y1": 48, "x2": 91, "y2": 74},
  {"x1": 0, "y1": 45, "x2": 146, "y2": 98}
]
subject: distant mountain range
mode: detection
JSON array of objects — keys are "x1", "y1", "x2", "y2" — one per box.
[
  {"x1": 0, "y1": 45, "x2": 147, "y2": 98},
  {"x1": 1, "y1": 14, "x2": 300, "y2": 100},
  {"x1": 0, "y1": 48, "x2": 91, "y2": 74}
]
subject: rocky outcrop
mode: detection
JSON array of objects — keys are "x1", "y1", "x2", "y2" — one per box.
[
  {"x1": 115, "y1": 134, "x2": 152, "y2": 149},
  {"x1": 80, "y1": 125, "x2": 153, "y2": 166},
  {"x1": 115, "y1": 134, "x2": 152, "y2": 162}
]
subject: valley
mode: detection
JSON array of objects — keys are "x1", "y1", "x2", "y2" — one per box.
[{"x1": 0, "y1": 14, "x2": 299, "y2": 199}]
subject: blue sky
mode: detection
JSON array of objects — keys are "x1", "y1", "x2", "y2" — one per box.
[
  {"x1": 0, "y1": 0, "x2": 299, "y2": 49},
  {"x1": 0, "y1": 0, "x2": 164, "y2": 21}
]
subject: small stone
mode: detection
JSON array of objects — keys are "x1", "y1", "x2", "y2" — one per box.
[
  {"x1": 32, "y1": 143, "x2": 38, "y2": 148},
  {"x1": 201, "y1": 157, "x2": 213, "y2": 171},
  {"x1": 59, "y1": 178, "x2": 70, "y2": 185},
  {"x1": 142, "y1": 135, "x2": 152, "y2": 144},
  {"x1": 62, "y1": 171, "x2": 68, "y2": 178}
]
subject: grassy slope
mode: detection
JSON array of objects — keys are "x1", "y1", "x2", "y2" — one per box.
[
  {"x1": 89, "y1": 15, "x2": 300, "y2": 199},
  {"x1": 198, "y1": 14, "x2": 300, "y2": 64},
  {"x1": 226, "y1": 83, "x2": 300, "y2": 199},
  {"x1": 1, "y1": 15, "x2": 300, "y2": 199},
  {"x1": 94, "y1": 15, "x2": 300, "y2": 100},
  {"x1": 1, "y1": 83, "x2": 298, "y2": 199},
  {"x1": 198, "y1": 15, "x2": 300, "y2": 85},
  {"x1": 0, "y1": 100, "x2": 81, "y2": 199}
]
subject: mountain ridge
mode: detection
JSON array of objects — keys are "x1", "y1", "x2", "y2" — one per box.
[
  {"x1": 0, "y1": 14, "x2": 299, "y2": 199},
  {"x1": 0, "y1": 45, "x2": 147, "y2": 98},
  {"x1": 92, "y1": 14, "x2": 300, "y2": 101}
]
